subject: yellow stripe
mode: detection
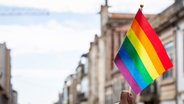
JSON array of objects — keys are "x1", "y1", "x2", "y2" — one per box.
[
  {"x1": 127, "y1": 28, "x2": 159, "y2": 79},
  {"x1": 131, "y1": 19, "x2": 165, "y2": 74}
]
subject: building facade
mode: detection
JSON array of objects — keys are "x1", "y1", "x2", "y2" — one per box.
[
  {"x1": 62, "y1": 74, "x2": 77, "y2": 104},
  {"x1": 58, "y1": 54, "x2": 89, "y2": 104},
  {"x1": 88, "y1": 37, "x2": 100, "y2": 104},
  {"x1": 88, "y1": 1, "x2": 180, "y2": 103},
  {"x1": 149, "y1": 0, "x2": 184, "y2": 103},
  {"x1": 0, "y1": 43, "x2": 17, "y2": 104},
  {"x1": 11, "y1": 90, "x2": 17, "y2": 104},
  {"x1": 76, "y1": 54, "x2": 89, "y2": 104},
  {"x1": 0, "y1": 43, "x2": 9, "y2": 104},
  {"x1": 59, "y1": 0, "x2": 184, "y2": 104}
]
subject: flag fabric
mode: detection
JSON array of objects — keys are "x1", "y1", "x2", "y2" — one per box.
[{"x1": 114, "y1": 9, "x2": 173, "y2": 94}]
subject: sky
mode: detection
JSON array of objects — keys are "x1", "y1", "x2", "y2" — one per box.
[{"x1": 0, "y1": 0, "x2": 174, "y2": 104}]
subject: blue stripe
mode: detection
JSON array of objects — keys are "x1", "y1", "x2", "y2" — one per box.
[{"x1": 118, "y1": 46, "x2": 147, "y2": 90}]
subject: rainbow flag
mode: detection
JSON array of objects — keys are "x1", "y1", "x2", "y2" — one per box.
[{"x1": 114, "y1": 9, "x2": 173, "y2": 94}]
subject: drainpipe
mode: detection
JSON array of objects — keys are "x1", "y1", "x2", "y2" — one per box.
[{"x1": 175, "y1": 25, "x2": 180, "y2": 104}]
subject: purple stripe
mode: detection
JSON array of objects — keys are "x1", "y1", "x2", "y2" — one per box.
[{"x1": 114, "y1": 54, "x2": 142, "y2": 94}]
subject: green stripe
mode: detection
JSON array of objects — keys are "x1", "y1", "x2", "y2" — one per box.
[{"x1": 122, "y1": 37, "x2": 153, "y2": 84}]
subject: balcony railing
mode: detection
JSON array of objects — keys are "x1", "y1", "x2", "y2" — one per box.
[
  {"x1": 77, "y1": 92, "x2": 87, "y2": 102},
  {"x1": 140, "y1": 81, "x2": 157, "y2": 102}
]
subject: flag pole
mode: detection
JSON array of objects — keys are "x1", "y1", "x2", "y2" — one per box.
[{"x1": 128, "y1": 85, "x2": 131, "y2": 94}]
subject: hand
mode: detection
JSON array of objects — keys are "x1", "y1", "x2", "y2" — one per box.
[{"x1": 119, "y1": 90, "x2": 134, "y2": 104}]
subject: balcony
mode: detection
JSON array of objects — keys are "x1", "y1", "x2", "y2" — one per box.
[
  {"x1": 77, "y1": 92, "x2": 87, "y2": 102},
  {"x1": 140, "y1": 81, "x2": 158, "y2": 102}
]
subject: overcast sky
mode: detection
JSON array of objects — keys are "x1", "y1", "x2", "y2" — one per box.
[{"x1": 0, "y1": 0, "x2": 174, "y2": 104}]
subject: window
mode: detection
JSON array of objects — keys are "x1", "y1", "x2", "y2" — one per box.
[
  {"x1": 81, "y1": 77, "x2": 88, "y2": 97},
  {"x1": 81, "y1": 55, "x2": 88, "y2": 74},
  {"x1": 63, "y1": 87, "x2": 68, "y2": 101},
  {"x1": 163, "y1": 42, "x2": 174, "y2": 80},
  {"x1": 76, "y1": 84, "x2": 81, "y2": 92}
]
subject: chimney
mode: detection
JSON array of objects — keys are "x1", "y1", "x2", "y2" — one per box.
[
  {"x1": 105, "y1": 0, "x2": 108, "y2": 6},
  {"x1": 100, "y1": 0, "x2": 109, "y2": 36}
]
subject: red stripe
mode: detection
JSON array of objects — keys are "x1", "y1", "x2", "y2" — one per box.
[{"x1": 135, "y1": 9, "x2": 173, "y2": 70}]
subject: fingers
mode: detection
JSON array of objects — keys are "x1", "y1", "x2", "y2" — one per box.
[
  {"x1": 119, "y1": 90, "x2": 134, "y2": 104},
  {"x1": 127, "y1": 93, "x2": 133, "y2": 104}
]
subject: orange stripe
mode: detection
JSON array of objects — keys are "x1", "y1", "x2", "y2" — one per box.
[{"x1": 131, "y1": 19, "x2": 165, "y2": 74}]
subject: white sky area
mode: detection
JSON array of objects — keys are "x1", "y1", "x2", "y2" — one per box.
[{"x1": 0, "y1": 0, "x2": 174, "y2": 104}]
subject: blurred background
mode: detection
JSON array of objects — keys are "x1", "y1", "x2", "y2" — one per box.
[{"x1": 1, "y1": 0, "x2": 183, "y2": 104}]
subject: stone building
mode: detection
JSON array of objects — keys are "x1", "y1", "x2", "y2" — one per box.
[
  {"x1": 62, "y1": 74, "x2": 77, "y2": 104},
  {"x1": 60, "y1": 0, "x2": 184, "y2": 103},
  {"x1": 146, "y1": 0, "x2": 184, "y2": 103},
  {"x1": 0, "y1": 43, "x2": 10, "y2": 104},
  {"x1": 101, "y1": 9, "x2": 135, "y2": 104},
  {"x1": 76, "y1": 54, "x2": 89, "y2": 104},
  {"x1": 102, "y1": 0, "x2": 184, "y2": 103},
  {"x1": 88, "y1": 3, "x2": 133, "y2": 104},
  {"x1": 11, "y1": 90, "x2": 17, "y2": 104},
  {"x1": 88, "y1": 35, "x2": 101, "y2": 104},
  {"x1": 60, "y1": 54, "x2": 89, "y2": 104},
  {"x1": 0, "y1": 43, "x2": 17, "y2": 104}
]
